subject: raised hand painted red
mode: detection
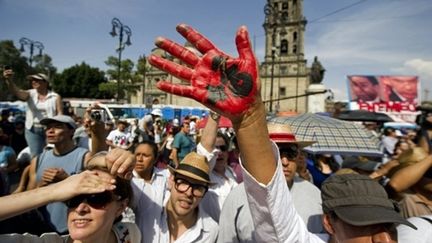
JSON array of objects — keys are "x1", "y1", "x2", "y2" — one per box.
[{"x1": 149, "y1": 24, "x2": 259, "y2": 116}]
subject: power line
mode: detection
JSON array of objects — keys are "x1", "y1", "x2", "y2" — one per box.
[{"x1": 309, "y1": 0, "x2": 368, "y2": 23}]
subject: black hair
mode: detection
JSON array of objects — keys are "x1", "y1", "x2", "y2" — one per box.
[
  {"x1": 383, "y1": 127, "x2": 395, "y2": 136},
  {"x1": 366, "y1": 76, "x2": 379, "y2": 85},
  {"x1": 134, "y1": 140, "x2": 159, "y2": 162},
  {"x1": 216, "y1": 131, "x2": 230, "y2": 150}
]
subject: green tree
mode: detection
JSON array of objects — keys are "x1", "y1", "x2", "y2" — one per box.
[
  {"x1": 52, "y1": 62, "x2": 107, "y2": 98},
  {"x1": 105, "y1": 56, "x2": 139, "y2": 100},
  {"x1": 0, "y1": 40, "x2": 31, "y2": 100},
  {"x1": 33, "y1": 54, "x2": 57, "y2": 77}
]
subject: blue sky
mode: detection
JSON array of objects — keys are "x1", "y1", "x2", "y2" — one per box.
[{"x1": 1, "y1": 0, "x2": 431, "y2": 101}]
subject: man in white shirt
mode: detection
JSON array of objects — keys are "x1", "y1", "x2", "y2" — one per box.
[
  {"x1": 134, "y1": 151, "x2": 218, "y2": 243},
  {"x1": 196, "y1": 111, "x2": 238, "y2": 220},
  {"x1": 147, "y1": 23, "x2": 416, "y2": 243},
  {"x1": 106, "y1": 119, "x2": 131, "y2": 150},
  {"x1": 218, "y1": 122, "x2": 323, "y2": 242}
]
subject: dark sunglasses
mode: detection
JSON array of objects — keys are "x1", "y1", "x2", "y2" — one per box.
[
  {"x1": 279, "y1": 144, "x2": 299, "y2": 160},
  {"x1": 64, "y1": 191, "x2": 120, "y2": 209},
  {"x1": 215, "y1": 145, "x2": 228, "y2": 152}
]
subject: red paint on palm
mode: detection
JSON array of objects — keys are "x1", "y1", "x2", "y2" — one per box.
[{"x1": 149, "y1": 24, "x2": 259, "y2": 116}]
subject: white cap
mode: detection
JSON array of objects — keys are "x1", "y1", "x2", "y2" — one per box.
[
  {"x1": 151, "y1": 108, "x2": 163, "y2": 117},
  {"x1": 173, "y1": 118, "x2": 179, "y2": 127},
  {"x1": 395, "y1": 130, "x2": 403, "y2": 137}
]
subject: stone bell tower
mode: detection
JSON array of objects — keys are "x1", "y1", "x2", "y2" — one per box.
[{"x1": 261, "y1": 0, "x2": 309, "y2": 113}]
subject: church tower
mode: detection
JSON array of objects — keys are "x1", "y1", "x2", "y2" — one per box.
[{"x1": 261, "y1": 0, "x2": 309, "y2": 113}]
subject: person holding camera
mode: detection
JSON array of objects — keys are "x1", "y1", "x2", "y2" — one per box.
[{"x1": 2, "y1": 68, "x2": 63, "y2": 158}]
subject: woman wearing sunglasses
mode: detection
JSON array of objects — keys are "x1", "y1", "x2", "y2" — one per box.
[{"x1": 0, "y1": 162, "x2": 140, "y2": 243}]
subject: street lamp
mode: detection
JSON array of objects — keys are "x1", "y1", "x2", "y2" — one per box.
[
  {"x1": 19, "y1": 37, "x2": 44, "y2": 67},
  {"x1": 110, "y1": 17, "x2": 132, "y2": 102},
  {"x1": 264, "y1": 1, "x2": 281, "y2": 113}
]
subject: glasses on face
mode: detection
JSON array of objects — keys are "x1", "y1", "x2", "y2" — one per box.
[
  {"x1": 174, "y1": 177, "x2": 208, "y2": 198},
  {"x1": 64, "y1": 191, "x2": 120, "y2": 209},
  {"x1": 215, "y1": 145, "x2": 228, "y2": 152},
  {"x1": 279, "y1": 144, "x2": 299, "y2": 160}
]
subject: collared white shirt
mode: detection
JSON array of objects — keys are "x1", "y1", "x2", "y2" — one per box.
[
  {"x1": 241, "y1": 141, "x2": 329, "y2": 243},
  {"x1": 197, "y1": 143, "x2": 238, "y2": 221},
  {"x1": 158, "y1": 205, "x2": 218, "y2": 243},
  {"x1": 131, "y1": 167, "x2": 171, "y2": 243}
]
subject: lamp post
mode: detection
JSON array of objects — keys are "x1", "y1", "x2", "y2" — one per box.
[
  {"x1": 264, "y1": 2, "x2": 280, "y2": 113},
  {"x1": 19, "y1": 37, "x2": 44, "y2": 67},
  {"x1": 110, "y1": 17, "x2": 132, "y2": 102}
]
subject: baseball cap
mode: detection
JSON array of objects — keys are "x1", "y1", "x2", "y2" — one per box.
[
  {"x1": 40, "y1": 115, "x2": 76, "y2": 129},
  {"x1": 342, "y1": 156, "x2": 380, "y2": 172},
  {"x1": 321, "y1": 174, "x2": 416, "y2": 229},
  {"x1": 151, "y1": 108, "x2": 163, "y2": 117},
  {"x1": 172, "y1": 118, "x2": 180, "y2": 127}
]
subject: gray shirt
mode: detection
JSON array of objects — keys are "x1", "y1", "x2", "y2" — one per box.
[{"x1": 218, "y1": 176, "x2": 323, "y2": 243}]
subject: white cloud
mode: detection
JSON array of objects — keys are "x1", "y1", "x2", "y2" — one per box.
[
  {"x1": 305, "y1": 0, "x2": 432, "y2": 101},
  {"x1": 398, "y1": 59, "x2": 432, "y2": 79}
]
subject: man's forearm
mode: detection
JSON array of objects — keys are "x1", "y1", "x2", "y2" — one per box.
[{"x1": 234, "y1": 100, "x2": 276, "y2": 185}]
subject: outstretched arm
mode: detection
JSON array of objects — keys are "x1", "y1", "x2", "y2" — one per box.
[
  {"x1": 2, "y1": 69, "x2": 30, "y2": 101},
  {"x1": 148, "y1": 24, "x2": 275, "y2": 184},
  {"x1": 0, "y1": 170, "x2": 115, "y2": 221}
]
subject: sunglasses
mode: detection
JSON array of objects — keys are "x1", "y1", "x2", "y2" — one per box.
[
  {"x1": 215, "y1": 145, "x2": 228, "y2": 152},
  {"x1": 279, "y1": 144, "x2": 299, "y2": 160},
  {"x1": 64, "y1": 191, "x2": 120, "y2": 209}
]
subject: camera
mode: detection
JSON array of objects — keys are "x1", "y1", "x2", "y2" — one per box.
[
  {"x1": 90, "y1": 109, "x2": 106, "y2": 122},
  {"x1": 3, "y1": 65, "x2": 11, "y2": 70}
]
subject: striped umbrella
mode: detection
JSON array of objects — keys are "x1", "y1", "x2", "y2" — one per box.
[{"x1": 268, "y1": 113, "x2": 383, "y2": 157}]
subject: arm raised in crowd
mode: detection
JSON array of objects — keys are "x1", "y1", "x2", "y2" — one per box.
[
  {"x1": 0, "y1": 170, "x2": 116, "y2": 221},
  {"x1": 388, "y1": 148, "x2": 432, "y2": 193},
  {"x1": 2, "y1": 69, "x2": 30, "y2": 101},
  {"x1": 148, "y1": 24, "x2": 276, "y2": 184}
]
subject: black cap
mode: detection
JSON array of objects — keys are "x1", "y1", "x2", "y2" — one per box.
[{"x1": 321, "y1": 174, "x2": 416, "y2": 229}]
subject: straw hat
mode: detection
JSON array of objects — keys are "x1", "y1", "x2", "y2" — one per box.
[
  {"x1": 267, "y1": 122, "x2": 316, "y2": 148},
  {"x1": 168, "y1": 152, "x2": 212, "y2": 184}
]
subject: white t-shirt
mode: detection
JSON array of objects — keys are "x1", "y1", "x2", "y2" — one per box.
[{"x1": 106, "y1": 129, "x2": 131, "y2": 149}]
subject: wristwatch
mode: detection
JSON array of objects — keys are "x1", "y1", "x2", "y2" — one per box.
[{"x1": 210, "y1": 111, "x2": 221, "y2": 121}]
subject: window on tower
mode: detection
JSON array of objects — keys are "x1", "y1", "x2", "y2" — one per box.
[
  {"x1": 282, "y1": 2, "x2": 288, "y2": 10},
  {"x1": 282, "y1": 12, "x2": 288, "y2": 22},
  {"x1": 293, "y1": 31, "x2": 298, "y2": 42},
  {"x1": 293, "y1": 44, "x2": 297, "y2": 54},
  {"x1": 280, "y1": 65, "x2": 288, "y2": 75},
  {"x1": 280, "y1": 39, "x2": 288, "y2": 55},
  {"x1": 279, "y1": 87, "x2": 286, "y2": 97}
]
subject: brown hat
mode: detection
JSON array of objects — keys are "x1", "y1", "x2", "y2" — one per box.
[
  {"x1": 267, "y1": 122, "x2": 315, "y2": 148},
  {"x1": 168, "y1": 152, "x2": 212, "y2": 184}
]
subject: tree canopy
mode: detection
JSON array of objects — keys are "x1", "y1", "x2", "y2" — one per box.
[{"x1": 52, "y1": 62, "x2": 107, "y2": 98}]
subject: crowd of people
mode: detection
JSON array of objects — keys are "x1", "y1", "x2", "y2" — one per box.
[{"x1": 0, "y1": 23, "x2": 431, "y2": 243}]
